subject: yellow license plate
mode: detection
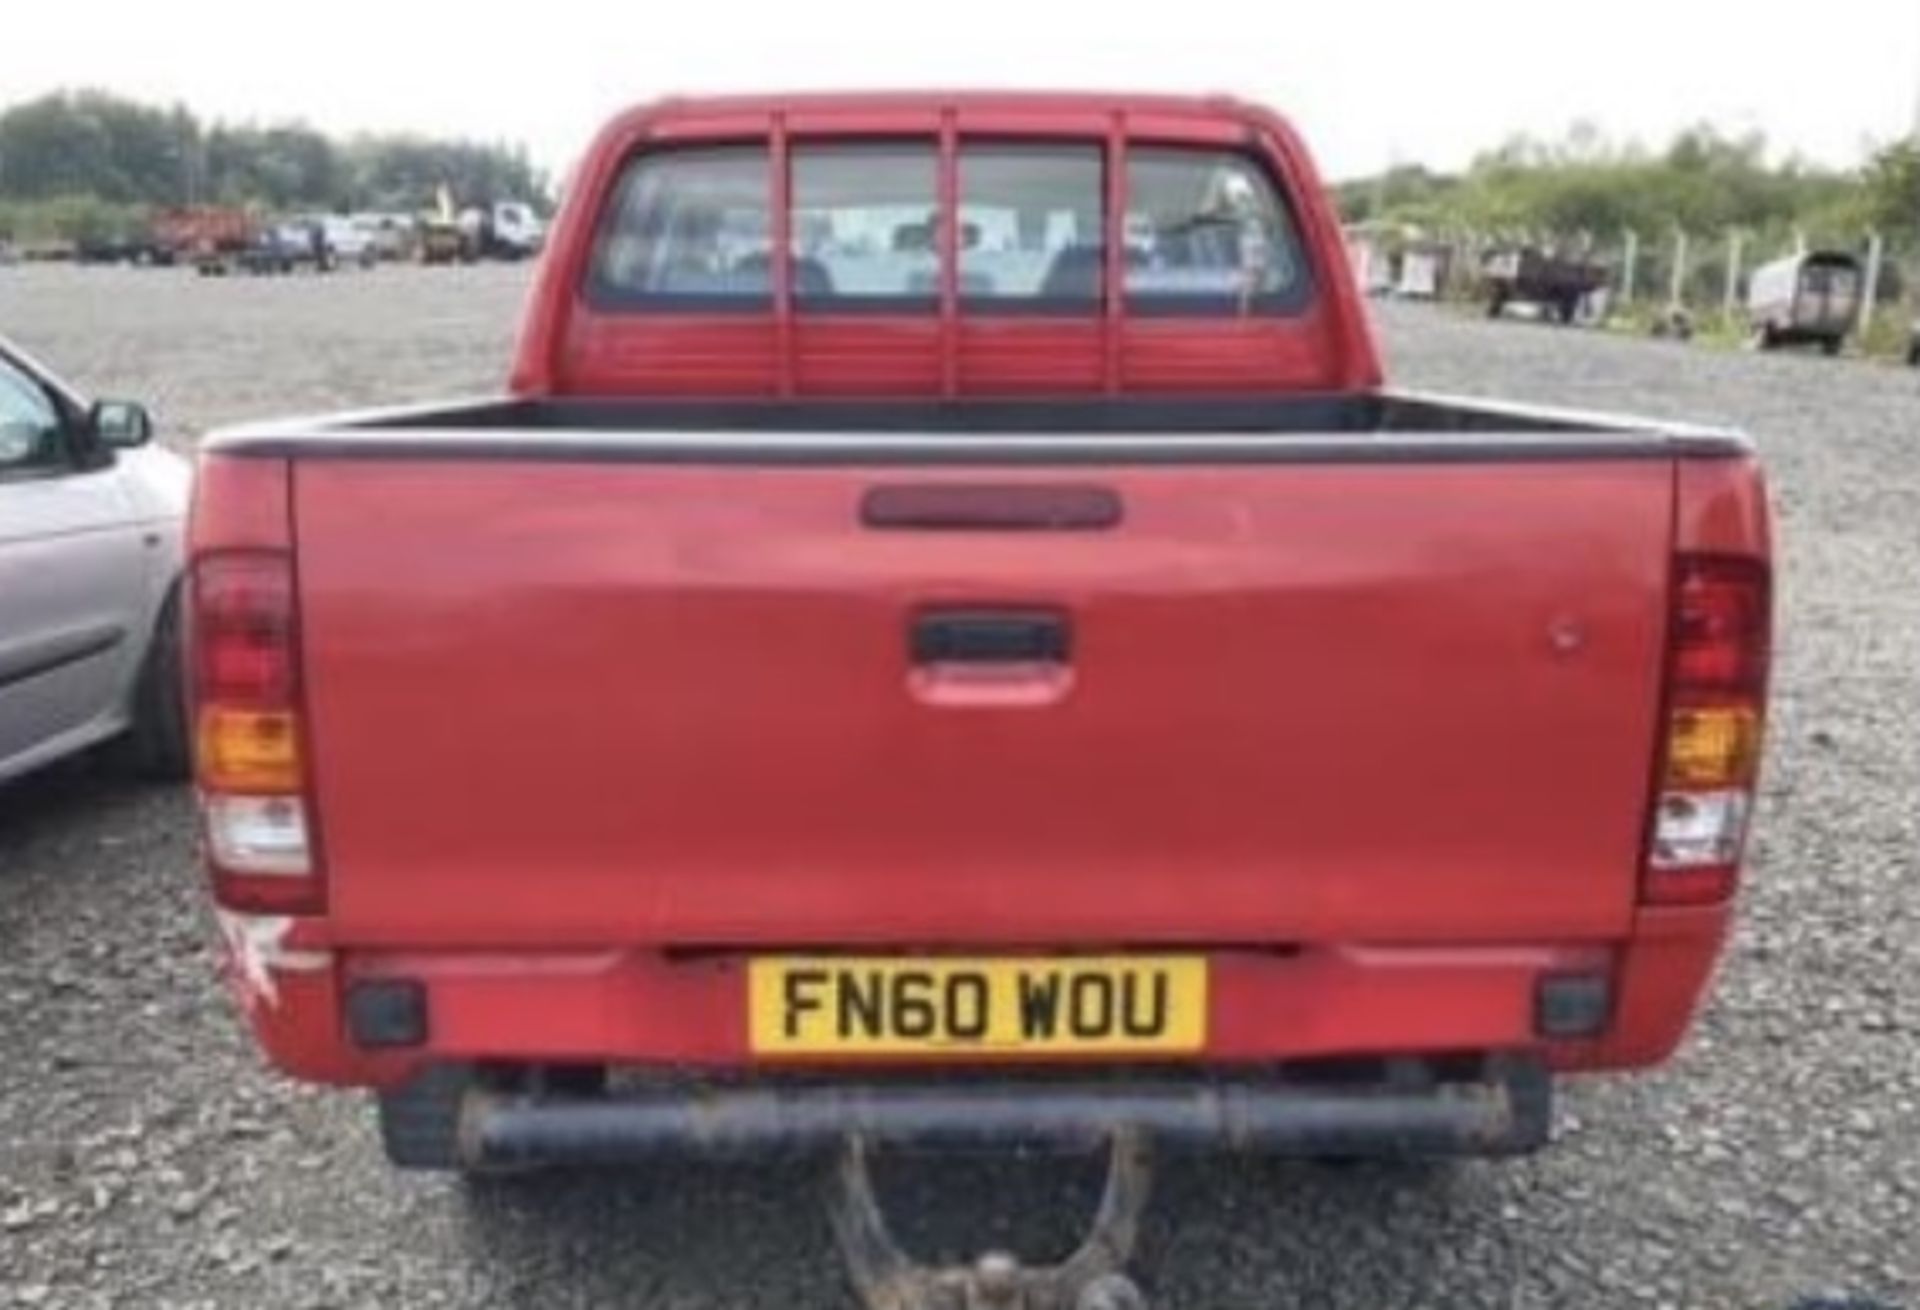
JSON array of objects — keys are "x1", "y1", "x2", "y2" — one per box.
[{"x1": 747, "y1": 955, "x2": 1207, "y2": 1056}]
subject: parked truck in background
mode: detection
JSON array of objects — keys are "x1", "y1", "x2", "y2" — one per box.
[
  {"x1": 304, "y1": 216, "x2": 381, "y2": 269},
  {"x1": 188, "y1": 94, "x2": 1771, "y2": 1197},
  {"x1": 459, "y1": 200, "x2": 546, "y2": 260}
]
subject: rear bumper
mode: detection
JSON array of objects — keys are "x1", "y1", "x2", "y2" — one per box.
[
  {"x1": 215, "y1": 907, "x2": 1733, "y2": 1090},
  {"x1": 458, "y1": 1058, "x2": 1551, "y2": 1167}
]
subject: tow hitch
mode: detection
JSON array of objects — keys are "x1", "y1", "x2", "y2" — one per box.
[
  {"x1": 413, "y1": 1057, "x2": 1550, "y2": 1307},
  {"x1": 830, "y1": 1131, "x2": 1152, "y2": 1310}
]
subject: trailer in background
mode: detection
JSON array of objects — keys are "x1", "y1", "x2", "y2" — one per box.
[
  {"x1": 1481, "y1": 246, "x2": 1608, "y2": 324},
  {"x1": 1746, "y1": 251, "x2": 1861, "y2": 355}
]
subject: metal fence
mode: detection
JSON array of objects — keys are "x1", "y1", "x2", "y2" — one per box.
[{"x1": 1348, "y1": 223, "x2": 1917, "y2": 357}]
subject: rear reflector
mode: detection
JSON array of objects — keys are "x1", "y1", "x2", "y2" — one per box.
[
  {"x1": 345, "y1": 980, "x2": 429, "y2": 1049},
  {"x1": 1535, "y1": 973, "x2": 1611, "y2": 1038}
]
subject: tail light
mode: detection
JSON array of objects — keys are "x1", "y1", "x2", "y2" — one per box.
[
  {"x1": 190, "y1": 549, "x2": 322, "y2": 913},
  {"x1": 1643, "y1": 554, "x2": 1770, "y2": 905}
]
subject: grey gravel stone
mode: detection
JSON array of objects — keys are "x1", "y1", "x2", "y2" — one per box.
[{"x1": 0, "y1": 268, "x2": 1914, "y2": 1308}]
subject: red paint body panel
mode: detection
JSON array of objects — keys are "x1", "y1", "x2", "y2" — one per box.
[
  {"x1": 956, "y1": 320, "x2": 1107, "y2": 393},
  {"x1": 792, "y1": 318, "x2": 946, "y2": 396},
  {"x1": 292, "y1": 458, "x2": 1673, "y2": 948},
  {"x1": 564, "y1": 315, "x2": 782, "y2": 397},
  {"x1": 1118, "y1": 316, "x2": 1345, "y2": 392},
  {"x1": 1676, "y1": 454, "x2": 1771, "y2": 555},
  {"x1": 188, "y1": 456, "x2": 291, "y2": 553}
]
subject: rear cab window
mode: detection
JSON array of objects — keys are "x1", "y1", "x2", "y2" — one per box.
[
  {"x1": 1123, "y1": 147, "x2": 1309, "y2": 315},
  {"x1": 958, "y1": 143, "x2": 1105, "y2": 313},
  {"x1": 586, "y1": 137, "x2": 1310, "y2": 320},
  {"x1": 791, "y1": 143, "x2": 938, "y2": 312},
  {"x1": 589, "y1": 145, "x2": 772, "y2": 310}
]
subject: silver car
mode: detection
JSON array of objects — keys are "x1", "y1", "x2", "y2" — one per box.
[{"x1": 0, "y1": 338, "x2": 191, "y2": 783}]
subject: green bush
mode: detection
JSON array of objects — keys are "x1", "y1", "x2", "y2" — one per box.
[
  {"x1": 0, "y1": 88, "x2": 548, "y2": 216},
  {"x1": 0, "y1": 195, "x2": 150, "y2": 245},
  {"x1": 1857, "y1": 307, "x2": 1915, "y2": 361}
]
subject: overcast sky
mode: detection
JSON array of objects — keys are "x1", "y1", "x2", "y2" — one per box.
[{"x1": 4, "y1": 0, "x2": 1918, "y2": 182}]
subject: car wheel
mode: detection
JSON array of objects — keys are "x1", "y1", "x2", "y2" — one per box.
[{"x1": 123, "y1": 588, "x2": 191, "y2": 782}]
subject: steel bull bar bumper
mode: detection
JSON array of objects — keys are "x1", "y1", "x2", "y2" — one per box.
[{"x1": 453, "y1": 1056, "x2": 1551, "y2": 1168}]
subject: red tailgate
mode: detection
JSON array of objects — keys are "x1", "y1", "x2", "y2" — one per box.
[{"x1": 293, "y1": 458, "x2": 1672, "y2": 948}]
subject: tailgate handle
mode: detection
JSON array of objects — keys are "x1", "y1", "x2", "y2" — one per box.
[{"x1": 911, "y1": 610, "x2": 1070, "y2": 665}]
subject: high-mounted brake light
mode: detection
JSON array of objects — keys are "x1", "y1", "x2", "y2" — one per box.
[
  {"x1": 190, "y1": 549, "x2": 322, "y2": 913},
  {"x1": 1644, "y1": 555, "x2": 1770, "y2": 906}
]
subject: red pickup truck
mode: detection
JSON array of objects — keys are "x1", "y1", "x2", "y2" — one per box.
[{"x1": 189, "y1": 94, "x2": 1770, "y2": 1182}]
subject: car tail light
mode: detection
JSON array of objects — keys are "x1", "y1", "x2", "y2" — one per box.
[
  {"x1": 191, "y1": 550, "x2": 322, "y2": 913},
  {"x1": 1643, "y1": 555, "x2": 1770, "y2": 905}
]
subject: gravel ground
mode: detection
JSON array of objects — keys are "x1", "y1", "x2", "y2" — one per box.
[{"x1": 0, "y1": 264, "x2": 1915, "y2": 1309}]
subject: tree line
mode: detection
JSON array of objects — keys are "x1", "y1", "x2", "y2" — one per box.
[
  {"x1": 0, "y1": 89, "x2": 547, "y2": 235},
  {"x1": 1335, "y1": 123, "x2": 1918, "y2": 252}
]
